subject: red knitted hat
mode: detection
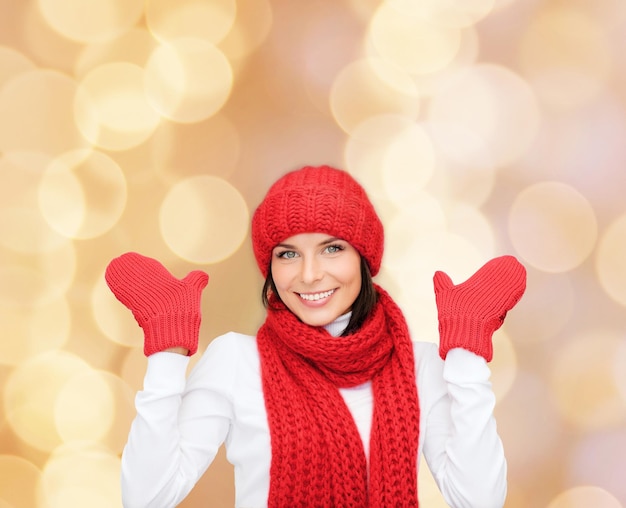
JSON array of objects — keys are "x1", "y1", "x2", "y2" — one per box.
[{"x1": 251, "y1": 165, "x2": 384, "y2": 278}]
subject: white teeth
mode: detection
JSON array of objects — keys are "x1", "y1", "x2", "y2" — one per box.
[{"x1": 299, "y1": 289, "x2": 335, "y2": 301}]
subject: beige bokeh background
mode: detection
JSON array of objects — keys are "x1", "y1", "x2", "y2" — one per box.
[{"x1": 0, "y1": 0, "x2": 626, "y2": 506}]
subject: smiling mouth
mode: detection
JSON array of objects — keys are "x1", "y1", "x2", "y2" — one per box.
[{"x1": 298, "y1": 289, "x2": 336, "y2": 301}]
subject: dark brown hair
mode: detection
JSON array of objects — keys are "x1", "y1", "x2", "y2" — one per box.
[{"x1": 261, "y1": 257, "x2": 379, "y2": 336}]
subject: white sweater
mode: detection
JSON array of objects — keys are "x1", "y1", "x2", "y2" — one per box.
[{"x1": 121, "y1": 321, "x2": 507, "y2": 508}]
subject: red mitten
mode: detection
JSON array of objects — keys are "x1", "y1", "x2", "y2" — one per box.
[
  {"x1": 433, "y1": 255, "x2": 526, "y2": 362},
  {"x1": 105, "y1": 252, "x2": 209, "y2": 356}
]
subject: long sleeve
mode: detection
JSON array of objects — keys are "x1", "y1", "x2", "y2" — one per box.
[
  {"x1": 419, "y1": 346, "x2": 507, "y2": 508},
  {"x1": 120, "y1": 346, "x2": 234, "y2": 508}
]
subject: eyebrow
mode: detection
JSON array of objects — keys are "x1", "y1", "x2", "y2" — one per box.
[{"x1": 274, "y1": 237, "x2": 343, "y2": 250}]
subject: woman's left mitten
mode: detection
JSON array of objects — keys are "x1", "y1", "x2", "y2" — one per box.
[{"x1": 433, "y1": 255, "x2": 526, "y2": 362}]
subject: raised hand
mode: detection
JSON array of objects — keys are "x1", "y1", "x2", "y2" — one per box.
[
  {"x1": 105, "y1": 252, "x2": 209, "y2": 356},
  {"x1": 433, "y1": 255, "x2": 526, "y2": 362}
]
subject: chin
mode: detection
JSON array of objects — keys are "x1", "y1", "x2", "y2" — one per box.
[{"x1": 293, "y1": 310, "x2": 337, "y2": 328}]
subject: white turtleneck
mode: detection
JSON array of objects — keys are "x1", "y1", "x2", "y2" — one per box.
[{"x1": 323, "y1": 310, "x2": 351, "y2": 337}]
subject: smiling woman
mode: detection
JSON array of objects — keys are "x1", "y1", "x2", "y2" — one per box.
[{"x1": 104, "y1": 164, "x2": 526, "y2": 508}]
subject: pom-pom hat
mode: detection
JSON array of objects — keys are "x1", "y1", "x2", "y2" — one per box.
[{"x1": 251, "y1": 165, "x2": 384, "y2": 278}]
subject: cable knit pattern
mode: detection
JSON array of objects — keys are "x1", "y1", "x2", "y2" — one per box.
[
  {"x1": 257, "y1": 285, "x2": 420, "y2": 507},
  {"x1": 105, "y1": 252, "x2": 209, "y2": 356},
  {"x1": 433, "y1": 255, "x2": 527, "y2": 362},
  {"x1": 251, "y1": 165, "x2": 384, "y2": 277}
]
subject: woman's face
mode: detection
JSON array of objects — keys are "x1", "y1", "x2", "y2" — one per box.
[{"x1": 270, "y1": 232, "x2": 362, "y2": 327}]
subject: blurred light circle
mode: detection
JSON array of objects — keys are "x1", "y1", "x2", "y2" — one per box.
[
  {"x1": 19, "y1": 1, "x2": 82, "y2": 72},
  {"x1": 0, "y1": 152, "x2": 67, "y2": 256},
  {"x1": 550, "y1": 330, "x2": 626, "y2": 431},
  {"x1": 54, "y1": 370, "x2": 115, "y2": 444},
  {"x1": 146, "y1": 0, "x2": 236, "y2": 45},
  {"x1": 413, "y1": 27, "x2": 480, "y2": 99},
  {"x1": 368, "y1": 2, "x2": 461, "y2": 75},
  {"x1": 428, "y1": 64, "x2": 541, "y2": 167},
  {"x1": 159, "y1": 175, "x2": 249, "y2": 264},
  {"x1": 0, "y1": 70, "x2": 88, "y2": 155},
  {"x1": 96, "y1": 373, "x2": 137, "y2": 453},
  {"x1": 3, "y1": 351, "x2": 91, "y2": 452},
  {"x1": 74, "y1": 63, "x2": 161, "y2": 151},
  {"x1": 0, "y1": 297, "x2": 70, "y2": 366},
  {"x1": 37, "y1": 0, "x2": 144, "y2": 44},
  {"x1": 0, "y1": 455, "x2": 41, "y2": 508},
  {"x1": 40, "y1": 442, "x2": 121, "y2": 508},
  {"x1": 330, "y1": 59, "x2": 420, "y2": 135},
  {"x1": 383, "y1": 194, "x2": 447, "y2": 272},
  {"x1": 29, "y1": 296, "x2": 71, "y2": 346},
  {"x1": 547, "y1": 486, "x2": 622, "y2": 508},
  {"x1": 596, "y1": 214, "x2": 626, "y2": 307},
  {"x1": 345, "y1": 114, "x2": 425, "y2": 200},
  {"x1": 509, "y1": 182, "x2": 597, "y2": 273},
  {"x1": 385, "y1": 0, "x2": 495, "y2": 28},
  {"x1": 0, "y1": 240, "x2": 76, "y2": 309},
  {"x1": 38, "y1": 149, "x2": 127, "y2": 240},
  {"x1": 74, "y1": 28, "x2": 158, "y2": 78},
  {"x1": 0, "y1": 206, "x2": 67, "y2": 255},
  {"x1": 145, "y1": 38, "x2": 233, "y2": 123},
  {"x1": 219, "y1": 0, "x2": 273, "y2": 62},
  {"x1": 381, "y1": 122, "x2": 436, "y2": 204},
  {"x1": 445, "y1": 203, "x2": 494, "y2": 258},
  {"x1": 426, "y1": 121, "x2": 496, "y2": 206},
  {"x1": 54, "y1": 369, "x2": 135, "y2": 454},
  {"x1": 0, "y1": 152, "x2": 52, "y2": 213},
  {"x1": 520, "y1": 7, "x2": 612, "y2": 111},
  {"x1": 0, "y1": 46, "x2": 36, "y2": 86},
  {"x1": 150, "y1": 113, "x2": 241, "y2": 184}
]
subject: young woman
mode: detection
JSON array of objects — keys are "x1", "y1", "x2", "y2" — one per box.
[{"x1": 106, "y1": 165, "x2": 526, "y2": 508}]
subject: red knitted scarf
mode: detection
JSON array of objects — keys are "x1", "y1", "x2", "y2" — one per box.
[{"x1": 257, "y1": 285, "x2": 420, "y2": 507}]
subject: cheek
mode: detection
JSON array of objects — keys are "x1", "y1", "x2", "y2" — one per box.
[
  {"x1": 270, "y1": 261, "x2": 294, "y2": 291},
  {"x1": 349, "y1": 271, "x2": 362, "y2": 295},
  {"x1": 335, "y1": 260, "x2": 362, "y2": 293},
  {"x1": 344, "y1": 254, "x2": 363, "y2": 285}
]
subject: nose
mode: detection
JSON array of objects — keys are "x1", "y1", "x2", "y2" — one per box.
[{"x1": 300, "y1": 255, "x2": 322, "y2": 284}]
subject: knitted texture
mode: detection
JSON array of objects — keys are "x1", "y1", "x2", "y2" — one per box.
[
  {"x1": 433, "y1": 255, "x2": 526, "y2": 362},
  {"x1": 251, "y1": 165, "x2": 384, "y2": 277},
  {"x1": 257, "y1": 285, "x2": 419, "y2": 507},
  {"x1": 105, "y1": 252, "x2": 209, "y2": 356}
]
